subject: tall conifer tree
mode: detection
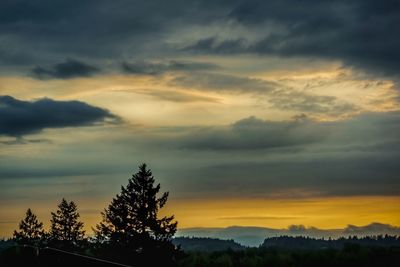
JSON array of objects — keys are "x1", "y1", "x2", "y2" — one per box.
[{"x1": 94, "y1": 164, "x2": 178, "y2": 264}]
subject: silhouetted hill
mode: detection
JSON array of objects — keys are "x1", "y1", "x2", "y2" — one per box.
[
  {"x1": 177, "y1": 223, "x2": 400, "y2": 246},
  {"x1": 173, "y1": 237, "x2": 245, "y2": 251}
]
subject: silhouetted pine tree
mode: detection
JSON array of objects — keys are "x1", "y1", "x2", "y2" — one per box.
[
  {"x1": 49, "y1": 198, "x2": 85, "y2": 248},
  {"x1": 94, "y1": 163, "x2": 178, "y2": 265},
  {"x1": 13, "y1": 208, "x2": 44, "y2": 245}
]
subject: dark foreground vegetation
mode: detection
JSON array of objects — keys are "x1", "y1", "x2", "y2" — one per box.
[
  {"x1": 175, "y1": 235, "x2": 400, "y2": 267},
  {"x1": 1, "y1": 236, "x2": 400, "y2": 267},
  {"x1": 1, "y1": 164, "x2": 399, "y2": 267},
  {"x1": 178, "y1": 244, "x2": 400, "y2": 267}
]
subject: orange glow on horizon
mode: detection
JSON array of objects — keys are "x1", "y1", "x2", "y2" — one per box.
[
  {"x1": 3, "y1": 195, "x2": 399, "y2": 238},
  {"x1": 162, "y1": 196, "x2": 400, "y2": 229}
]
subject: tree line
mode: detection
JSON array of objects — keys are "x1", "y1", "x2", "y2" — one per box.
[
  {"x1": 261, "y1": 235, "x2": 400, "y2": 250},
  {"x1": 9, "y1": 163, "x2": 179, "y2": 266}
]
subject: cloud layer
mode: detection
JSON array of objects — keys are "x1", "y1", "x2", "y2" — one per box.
[
  {"x1": 1, "y1": 0, "x2": 398, "y2": 79},
  {"x1": 2, "y1": 111, "x2": 398, "y2": 198}
]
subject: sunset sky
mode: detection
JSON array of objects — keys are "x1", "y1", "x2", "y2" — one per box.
[{"x1": 1, "y1": 0, "x2": 399, "y2": 237}]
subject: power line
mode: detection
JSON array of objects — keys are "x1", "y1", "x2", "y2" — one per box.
[
  {"x1": 15, "y1": 244, "x2": 133, "y2": 267},
  {"x1": 44, "y1": 247, "x2": 133, "y2": 267}
]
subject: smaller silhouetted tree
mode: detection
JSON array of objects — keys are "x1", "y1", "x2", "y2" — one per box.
[
  {"x1": 13, "y1": 208, "x2": 44, "y2": 245},
  {"x1": 49, "y1": 198, "x2": 85, "y2": 248}
]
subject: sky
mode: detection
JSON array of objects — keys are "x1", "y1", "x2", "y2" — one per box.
[{"x1": 0, "y1": 0, "x2": 400, "y2": 238}]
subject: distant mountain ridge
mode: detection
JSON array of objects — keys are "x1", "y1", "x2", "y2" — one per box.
[{"x1": 177, "y1": 223, "x2": 400, "y2": 246}]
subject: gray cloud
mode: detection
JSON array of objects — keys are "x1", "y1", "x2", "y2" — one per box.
[
  {"x1": 0, "y1": 95, "x2": 119, "y2": 136},
  {"x1": 139, "y1": 89, "x2": 220, "y2": 103},
  {"x1": 344, "y1": 223, "x2": 400, "y2": 235},
  {"x1": 269, "y1": 89, "x2": 358, "y2": 115},
  {"x1": 172, "y1": 73, "x2": 277, "y2": 93},
  {"x1": 32, "y1": 59, "x2": 100, "y2": 79},
  {"x1": 0, "y1": 138, "x2": 51, "y2": 145},
  {"x1": 122, "y1": 60, "x2": 219, "y2": 75},
  {"x1": 176, "y1": 116, "x2": 328, "y2": 151},
  {"x1": 182, "y1": 37, "x2": 247, "y2": 54}
]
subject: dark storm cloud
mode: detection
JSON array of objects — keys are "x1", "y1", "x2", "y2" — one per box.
[
  {"x1": 0, "y1": 95, "x2": 119, "y2": 136},
  {"x1": 189, "y1": 0, "x2": 400, "y2": 77},
  {"x1": 121, "y1": 60, "x2": 219, "y2": 75},
  {"x1": 176, "y1": 116, "x2": 328, "y2": 151},
  {"x1": 32, "y1": 59, "x2": 100, "y2": 79}
]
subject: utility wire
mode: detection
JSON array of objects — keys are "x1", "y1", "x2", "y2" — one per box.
[
  {"x1": 14, "y1": 244, "x2": 133, "y2": 267},
  {"x1": 43, "y1": 247, "x2": 133, "y2": 267}
]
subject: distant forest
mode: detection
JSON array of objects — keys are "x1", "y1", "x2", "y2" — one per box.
[
  {"x1": 174, "y1": 235, "x2": 400, "y2": 252},
  {"x1": 173, "y1": 237, "x2": 245, "y2": 251},
  {"x1": 1, "y1": 164, "x2": 399, "y2": 267}
]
